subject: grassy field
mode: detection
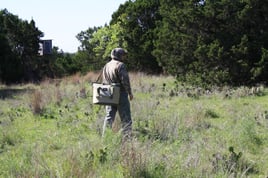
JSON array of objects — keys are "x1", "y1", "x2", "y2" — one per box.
[{"x1": 0, "y1": 72, "x2": 268, "y2": 178}]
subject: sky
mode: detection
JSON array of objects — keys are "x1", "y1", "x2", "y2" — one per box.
[{"x1": 0, "y1": 0, "x2": 127, "y2": 53}]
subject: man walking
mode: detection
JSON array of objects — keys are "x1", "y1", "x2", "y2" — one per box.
[{"x1": 102, "y1": 48, "x2": 133, "y2": 139}]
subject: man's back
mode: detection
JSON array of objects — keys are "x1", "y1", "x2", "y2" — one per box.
[{"x1": 102, "y1": 59, "x2": 123, "y2": 84}]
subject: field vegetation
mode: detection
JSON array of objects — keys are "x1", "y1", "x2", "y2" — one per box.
[{"x1": 1, "y1": 72, "x2": 268, "y2": 177}]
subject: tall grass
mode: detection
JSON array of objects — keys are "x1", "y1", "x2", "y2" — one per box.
[{"x1": 0, "y1": 72, "x2": 268, "y2": 177}]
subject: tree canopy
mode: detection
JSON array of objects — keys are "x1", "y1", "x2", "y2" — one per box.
[
  {"x1": 0, "y1": 9, "x2": 43, "y2": 82},
  {"x1": 1, "y1": 0, "x2": 268, "y2": 86},
  {"x1": 153, "y1": 0, "x2": 268, "y2": 86},
  {"x1": 77, "y1": 0, "x2": 268, "y2": 86}
]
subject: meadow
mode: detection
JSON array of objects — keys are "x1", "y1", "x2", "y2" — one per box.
[{"x1": 0, "y1": 72, "x2": 268, "y2": 178}]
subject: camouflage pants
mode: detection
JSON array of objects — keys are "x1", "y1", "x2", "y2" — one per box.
[{"x1": 103, "y1": 91, "x2": 132, "y2": 138}]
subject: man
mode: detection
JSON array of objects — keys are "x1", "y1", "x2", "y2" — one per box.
[{"x1": 102, "y1": 48, "x2": 133, "y2": 139}]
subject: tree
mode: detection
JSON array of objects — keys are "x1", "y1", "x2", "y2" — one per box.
[
  {"x1": 76, "y1": 23, "x2": 128, "y2": 71},
  {"x1": 110, "y1": 0, "x2": 162, "y2": 73},
  {"x1": 0, "y1": 9, "x2": 43, "y2": 83},
  {"x1": 76, "y1": 26, "x2": 113, "y2": 71},
  {"x1": 153, "y1": 0, "x2": 206, "y2": 82},
  {"x1": 76, "y1": 27, "x2": 101, "y2": 71},
  {"x1": 76, "y1": 0, "x2": 162, "y2": 73},
  {"x1": 153, "y1": 0, "x2": 268, "y2": 86}
]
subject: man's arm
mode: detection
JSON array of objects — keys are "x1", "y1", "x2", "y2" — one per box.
[{"x1": 118, "y1": 64, "x2": 133, "y2": 100}]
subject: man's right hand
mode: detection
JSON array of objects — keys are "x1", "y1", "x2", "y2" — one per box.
[{"x1": 129, "y1": 94, "x2": 133, "y2": 101}]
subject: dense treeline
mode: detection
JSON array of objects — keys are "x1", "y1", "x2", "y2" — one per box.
[
  {"x1": 0, "y1": 9, "x2": 43, "y2": 82},
  {"x1": 154, "y1": 0, "x2": 268, "y2": 86},
  {"x1": 1, "y1": 0, "x2": 268, "y2": 86},
  {"x1": 0, "y1": 9, "x2": 87, "y2": 83}
]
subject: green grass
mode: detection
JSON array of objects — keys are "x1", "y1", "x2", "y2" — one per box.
[{"x1": 0, "y1": 73, "x2": 268, "y2": 177}]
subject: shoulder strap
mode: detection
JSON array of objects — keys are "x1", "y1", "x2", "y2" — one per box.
[{"x1": 95, "y1": 68, "x2": 103, "y2": 83}]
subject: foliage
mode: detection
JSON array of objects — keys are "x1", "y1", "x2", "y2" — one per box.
[
  {"x1": 77, "y1": 0, "x2": 162, "y2": 73},
  {"x1": 77, "y1": 0, "x2": 268, "y2": 85},
  {"x1": 111, "y1": 0, "x2": 162, "y2": 73},
  {"x1": 76, "y1": 27, "x2": 103, "y2": 71},
  {"x1": 1, "y1": 0, "x2": 268, "y2": 86},
  {"x1": 0, "y1": 9, "x2": 43, "y2": 83},
  {"x1": 153, "y1": 0, "x2": 268, "y2": 86}
]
